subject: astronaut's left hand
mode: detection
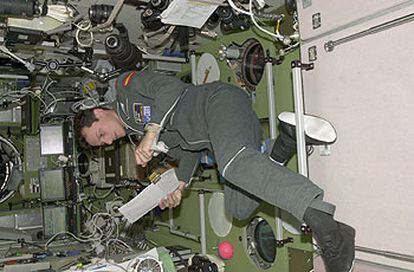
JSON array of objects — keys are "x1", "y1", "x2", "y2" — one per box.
[{"x1": 159, "y1": 181, "x2": 186, "y2": 209}]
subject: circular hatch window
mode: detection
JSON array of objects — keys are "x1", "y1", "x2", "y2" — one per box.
[
  {"x1": 241, "y1": 39, "x2": 266, "y2": 91},
  {"x1": 245, "y1": 217, "x2": 277, "y2": 269}
]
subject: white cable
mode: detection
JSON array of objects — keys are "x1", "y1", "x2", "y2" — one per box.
[
  {"x1": 143, "y1": 25, "x2": 176, "y2": 48},
  {"x1": 43, "y1": 97, "x2": 67, "y2": 114},
  {"x1": 26, "y1": 90, "x2": 48, "y2": 108},
  {"x1": 73, "y1": 20, "x2": 92, "y2": 31},
  {"x1": 227, "y1": 0, "x2": 252, "y2": 15},
  {"x1": 248, "y1": 0, "x2": 285, "y2": 41},
  {"x1": 106, "y1": 239, "x2": 134, "y2": 253},
  {"x1": 45, "y1": 230, "x2": 100, "y2": 249},
  {"x1": 93, "y1": 185, "x2": 115, "y2": 199},
  {"x1": 11, "y1": 89, "x2": 48, "y2": 109},
  {"x1": 227, "y1": 0, "x2": 286, "y2": 41},
  {"x1": 43, "y1": 80, "x2": 58, "y2": 114},
  {"x1": 75, "y1": 29, "x2": 94, "y2": 47},
  {"x1": 44, "y1": 213, "x2": 117, "y2": 249},
  {"x1": 74, "y1": 21, "x2": 94, "y2": 48}
]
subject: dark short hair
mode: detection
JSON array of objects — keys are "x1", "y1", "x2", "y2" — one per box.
[{"x1": 74, "y1": 107, "x2": 106, "y2": 149}]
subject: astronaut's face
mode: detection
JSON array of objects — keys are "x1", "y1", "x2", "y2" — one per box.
[{"x1": 82, "y1": 108, "x2": 126, "y2": 147}]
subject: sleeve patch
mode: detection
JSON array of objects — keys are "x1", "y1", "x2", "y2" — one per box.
[
  {"x1": 133, "y1": 103, "x2": 151, "y2": 123},
  {"x1": 123, "y1": 71, "x2": 137, "y2": 87}
]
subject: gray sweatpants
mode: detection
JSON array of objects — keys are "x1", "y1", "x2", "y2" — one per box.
[{"x1": 205, "y1": 86, "x2": 335, "y2": 221}]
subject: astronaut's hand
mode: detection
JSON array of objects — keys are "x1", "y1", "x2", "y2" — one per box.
[
  {"x1": 159, "y1": 181, "x2": 186, "y2": 209},
  {"x1": 135, "y1": 131, "x2": 158, "y2": 167}
]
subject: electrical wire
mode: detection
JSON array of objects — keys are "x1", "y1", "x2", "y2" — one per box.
[
  {"x1": 93, "y1": 185, "x2": 115, "y2": 199},
  {"x1": 0, "y1": 89, "x2": 48, "y2": 109},
  {"x1": 143, "y1": 25, "x2": 176, "y2": 48},
  {"x1": 225, "y1": 0, "x2": 287, "y2": 41},
  {"x1": 226, "y1": 0, "x2": 252, "y2": 16},
  {"x1": 248, "y1": 0, "x2": 285, "y2": 41},
  {"x1": 74, "y1": 20, "x2": 94, "y2": 48},
  {"x1": 44, "y1": 213, "x2": 119, "y2": 250}
]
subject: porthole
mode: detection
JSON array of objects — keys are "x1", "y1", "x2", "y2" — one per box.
[{"x1": 245, "y1": 217, "x2": 277, "y2": 269}]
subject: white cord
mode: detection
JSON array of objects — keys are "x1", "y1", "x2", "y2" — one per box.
[
  {"x1": 42, "y1": 79, "x2": 58, "y2": 114},
  {"x1": 1, "y1": 89, "x2": 48, "y2": 109},
  {"x1": 143, "y1": 25, "x2": 176, "y2": 48},
  {"x1": 74, "y1": 21, "x2": 94, "y2": 48},
  {"x1": 106, "y1": 238, "x2": 135, "y2": 253},
  {"x1": 93, "y1": 185, "x2": 115, "y2": 199},
  {"x1": 226, "y1": 0, "x2": 286, "y2": 41},
  {"x1": 226, "y1": 0, "x2": 252, "y2": 15},
  {"x1": 248, "y1": 0, "x2": 285, "y2": 41},
  {"x1": 44, "y1": 213, "x2": 118, "y2": 250}
]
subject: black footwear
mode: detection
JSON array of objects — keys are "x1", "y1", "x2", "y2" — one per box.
[
  {"x1": 315, "y1": 222, "x2": 356, "y2": 272},
  {"x1": 304, "y1": 208, "x2": 355, "y2": 272},
  {"x1": 269, "y1": 112, "x2": 337, "y2": 164}
]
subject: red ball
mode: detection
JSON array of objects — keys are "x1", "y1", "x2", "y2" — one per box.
[{"x1": 218, "y1": 241, "x2": 233, "y2": 259}]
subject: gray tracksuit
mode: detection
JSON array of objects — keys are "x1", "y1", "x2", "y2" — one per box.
[{"x1": 114, "y1": 71, "x2": 335, "y2": 221}]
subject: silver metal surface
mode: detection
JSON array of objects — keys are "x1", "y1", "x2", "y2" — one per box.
[
  {"x1": 25, "y1": 137, "x2": 42, "y2": 171},
  {"x1": 292, "y1": 65, "x2": 308, "y2": 177},
  {"x1": 143, "y1": 53, "x2": 187, "y2": 63},
  {"x1": 325, "y1": 12, "x2": 414, "y2": 52},
  {"x1": 356, "y1": 246, "x2": 414, "y2": 263},
  {"x1": 190, "y1": 52, "x2": 197, "y2": 85},
  {"x1": 0, "y1": 107, "x2": 22, "y2": 124},
  {"x1": 0, "y1": 45, "x2": 35, "y2": 72},
  {"x1": 40, "y1": 125, "x2": 64, "y2": 155},
  {"x1": 15, "y1": 212, "x2": 43, "y2": 230},
  {"x1": 0, "y1": 210, "x2": 42, "y2": 230},
  {"x1": 43, "y1": 206, "x2": 68, "y2": 238},
  {"x1": 199, "y1": 191, "x2": 207, "y2": 255},
  {"x1": 265, "y1": 60, "x2": 284, "y2": 242},
  {"x1": 40, "y1": 168, "x2": 65, "y2": 201},
  {"x1": 265, "y1": 62, "x2": 277, "y2": 139}
]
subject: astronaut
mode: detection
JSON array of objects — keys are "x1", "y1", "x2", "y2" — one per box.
[{"x1": 74, "y1": 71, "x2": 355, "y2": 272}]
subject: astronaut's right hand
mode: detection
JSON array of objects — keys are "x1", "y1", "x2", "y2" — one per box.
[{"x1": 135, "y1": 131, "x2": 158, "y2": 167}]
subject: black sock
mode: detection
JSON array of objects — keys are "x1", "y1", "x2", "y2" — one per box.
[
  {"x1": 303, "y1": 207, "x2": 337, "y2": 235},
  {"x1": 270, "y1": 133, "x2": 296, "y2": 163}
]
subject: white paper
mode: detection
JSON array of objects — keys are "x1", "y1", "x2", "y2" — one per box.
[
  {"x1": 119, "y1": 169, "x2": 180, "y2": 223},
  {"x1": 160, "y1": 0, "x2": 223, "y2": 29}
]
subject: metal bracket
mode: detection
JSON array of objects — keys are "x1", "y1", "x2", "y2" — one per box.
[
  {"x1": 312, "y1": 13, "x2": 321, "y2": 29},
  {"x1": 291, "y1": 60, "x2": 314, "y2": 71},
  {"x1": 275, "y1": 237, "x2": 294, "y2": 247}
]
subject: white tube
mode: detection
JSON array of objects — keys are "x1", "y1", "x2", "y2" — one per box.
[
  {"x1": 265, "y1": 59, "x2": 284, "y2": 242},
  {"x1": 265, "y1": 61, "x2": 277, "y2": 139},
  {"x1": 142, "y1": 54, "x2": 187, "y2": 63},
  {"x1": 190, "y1": 52, "x2": 197, "y2": 85},
  {"x1": 291, "y1": 62, "x2": 308, "y2": 177},
  {"x1": 199, "y1": 191, "x2": 207, "y2": 255}
]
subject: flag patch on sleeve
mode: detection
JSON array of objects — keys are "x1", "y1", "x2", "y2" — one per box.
[{"x1": 123, "y1": 71, "x2": 136, "y2": 87}]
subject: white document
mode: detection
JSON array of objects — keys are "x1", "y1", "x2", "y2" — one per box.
[
  {"x1": 119, "y1": 169, "x2": 180, "y2": 223},
  {"x1": 160, "y1": 0, "x2": 223, "y2": 29}
]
